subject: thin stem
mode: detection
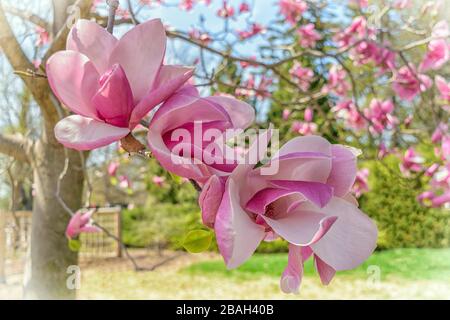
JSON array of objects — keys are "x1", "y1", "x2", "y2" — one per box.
[{"x1": 106, "y1": 0, "x2": 119, "y2": 34}]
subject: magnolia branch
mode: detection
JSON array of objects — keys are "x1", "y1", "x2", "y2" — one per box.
[{"x1": 0, "y1": 133, "x2": 30, "y2": 163}]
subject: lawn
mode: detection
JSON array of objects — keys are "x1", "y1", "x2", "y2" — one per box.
[
  {"x1": 1, "y1": 248, "x2": 449, "y2": 299},
  {"x1": 183, "y1": 248, "x2": 450, "y2": 282}
]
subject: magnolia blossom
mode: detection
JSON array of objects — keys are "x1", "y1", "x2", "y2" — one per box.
[
  {"x1": 332, "y1": 100, "x2": 367, "y2": 131},
  {"x1": 108, "y1": 161, "x2": 120, "y2": 176},
  {"x1": 400, "y1": 148, "x2": 425, "y2": 175},
  {"x1": 147, "y1": 85, "x2": 255, "y2": 184},
  {"x1": 66, "y1": 209, "x2": 100, "y2": 239},
  {"x1": 200, "y1": 135, "x2": 377, "y2": 293},
  {"x1": 297, "y1": 24, "x2": 321, "y2": 48},
  {"x1": 325, "y1": 65, "x2": 351, "y2": 96},
  {"x1": 392, "y1": 65, "x2": 432, "y2": 101},
  {"x1": 48, "y1": 19, "x2": 193, "y2": 150},
  {"x1": 435, "y1": 76, "x2": 450, "y2": 101},
  {"x1": 282, "y1": 108, "x2": 291, "y2": 120},
  {"x1": 352, "y1": 168, "x2": 369, "y2": 198},
  {"x1": 364, "y1": 99, "x2": 397, "y2": 135},
  {"x1": 419, "y1": 39, "x2": 449, "y2": 71},
  {"x1": 290, "y1": 62, "x2": 314, "y2": 91},
  {"x1": 279, "y1": 0, "x2": 307, "y2": 25},
  {"x1": 152, "y1": 176, "x2": 166, "y2": 187},
  {"x1": 292, "y1": 108, "x2": 318, "y2": 136}
]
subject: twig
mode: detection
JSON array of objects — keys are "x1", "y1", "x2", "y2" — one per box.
[{"x1": 106, "y1": 0, "x2": 119, "y2": 34}]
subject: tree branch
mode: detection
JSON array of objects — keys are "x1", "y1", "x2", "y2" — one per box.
[
  {"x1": 2, "y1": 4, "x2": 51, "y2": 31},
  {"x1": 0, "y1": 133, "x2": 29, "y2": 163}
]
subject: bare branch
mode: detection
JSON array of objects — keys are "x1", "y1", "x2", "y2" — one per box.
[
  {"x1": 0, "y1": 133, "x2": 29, "y2": 162},
  {"x1": 2, "y1": 4, "x2": 51, "y2": 31}
]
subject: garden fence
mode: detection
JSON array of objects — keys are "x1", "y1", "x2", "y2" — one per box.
[{"x1": 0, "y1": 207, "x2": 122, "y2": 280}]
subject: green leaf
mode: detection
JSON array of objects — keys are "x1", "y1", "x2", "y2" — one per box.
[
  {"x1": 110, "y1": 176, "x2": 118, "y2": 186},
  {"x1": 169, "y1": 172, "x2": 183, "y2": 185},
  {"x1": 182, "y1": 230, "x2": 213, "y2": 253},
  {"x1": 68, "y1": 239, "x2": 82, "y2": 252}
]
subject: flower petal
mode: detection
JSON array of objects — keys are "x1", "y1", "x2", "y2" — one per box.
[
  {"x1": 199, "y1": 175, "x2": 225, "y2": 228},
  {"x1": 326, "y1": 145, "x2": 357, "y2": 197},
  {"x1": 46, "y1": 50, "x2": 99, "y2": 119},
  {"x1": 91, "y1": 64, "x2": 134, "y2": 128},
  {"x1": 66, "y1": 19, "x2": 117, "y2": 74},
  {"x1": 129, "y1": 65, "x2": 194, "y2": 128},
  {"x1": 308, "y1": 197, "x2": 378, "y2": 271},
  {"x1": 262, "y1": 210, "x2": 337, "y2": 246},
  {"x1": 266, "y1": 136, "x2": 332, "y2": 182},
  {"x1": 280, "y1": 244, "x2": 304, "y2": 294},
  {"x1": 269, "y1": 180, "x2": 333, "y2": 208},
  {"x1": 205, "y1": 96, "x2": 255, "y2": 129},
  {"x1": 215, "y1": 173, "x2": 266, "y2": 269},
  {"x1": 54, "y1": 115, "x2": 129, "y2": 150},
  {"x1": 314, "y1": 254, "x2": 336, "y2": 285},
  {"x1": 109, "y1": 19, "x2": 166, "y2": 103}
]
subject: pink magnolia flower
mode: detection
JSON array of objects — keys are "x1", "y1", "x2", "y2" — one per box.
[
  {"x1": 35, "y1": 26, "x2": 50, "y2": 47},
  {"x1": 325, "y1": 65, "x2": 351, "y2": 96},
  {"x1": 239, "y1": 2, "x2": 250, "y2": 13},
  {"x1": 147, "y1": 85, "x2": 255, "y2": 184},
  {"x1": 204, "y1": 135, "x2": 377, "y2": 293},
  {"x1": 282, "y1": 109, "x2": 291, "y2": 120},
  {"x1": 332, "y1": 100, "x2": 367, "y2": 131},
  {"x1": 435, "y1": 75, "x2": 450, "y2": 101},
  {"x1": 107, "y1": 161, "x2": 120, "y2": 176},
  {"x1": 297, "y1": 24, "x2": 321, "y2": 48},
  {"x1": 290, "y1": 62, "x2": 314, "y2": 91},
  {"x1": 419, "y1": 39, "x2": 449, "y2": 71},
  {"x1": 279, "y1": 0, "x2": 307, "y2": 25},
  {"x1": 431, "y1": 191, "x2": 450, "y2": 207},
  {"x1": 431, "y1": 123, "x2": 448, "y2": 144},
  {"x1": 217, "y1": 1, "x2": 235, "y2": 18},
  {"x1": 352, "y1": 168, "x2": 369, "y2": 198},
  {"x1": 364, "y1": 99, "x2": 397, "y2": 135},
  {"x1": 66, "y1": 209, "x2": 100, "y2": 239},
  {"x1": 118, "y1": 175, "x2": 132, "y2": 189},
  {"x1": 392, "y1": 65, "x2": 432, "y2": 101},
  {"x1": 400, "y1": 147, "x2": 425, "y2": 174},
  {"x1": 48, "y1": 19, "x2": 194, "y2": 150},
  {"x1": 394, "y1": 0, "x2": 411, "y2": 9},
  {"x1": 350, "y1": 0, "x2": 368, "y2": 8},
  {"x1": 152, "y1": 176, "x2": 166, "y2": 187}
]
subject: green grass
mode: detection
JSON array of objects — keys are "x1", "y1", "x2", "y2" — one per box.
[{"x1": 182, "y1": 248, "x2": 450, "y2": 281}]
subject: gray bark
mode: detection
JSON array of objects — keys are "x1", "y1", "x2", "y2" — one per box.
[{"x1": 22, "y1": 142, "x2": 84, "y2": 299}]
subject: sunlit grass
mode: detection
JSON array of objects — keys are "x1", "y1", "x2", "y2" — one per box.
[{"x1": 182, "y1": 248, "x2": 450, "y2": 281}]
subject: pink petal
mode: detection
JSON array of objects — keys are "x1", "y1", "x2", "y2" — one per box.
[
  {"x1": 147, "y1": 89, "x2": 233, "y2": 181},
  {"x1": 65, "y1": 212, "x2": 82, "y2": 239},
  {"x1": 215, "y1": 175, "x2": 266, "y2": 269},
  {"x1": 245, "y1": 188, "x2": 300, "y2": 214},
  {"x1": 262, "y1": 210, "x2": 337, "y2": 246},
  {"x1": 46, "y1": 51, "x2": 99, "y2": 119},
  {"x1": 79, "y1": 225, "x2": 101, "y2": 233},
  {"x1": 326, "y1": 145, "x2": 357, "y2": 197},
  {"x1": 308, "y1": 197, "x2": 378, "y2": 271},
  {"x1": 109, "y1": 19, "x2": 166, "y2": 103},
  {"x1": 199, "y1": 175, "x2": 225, "y2": 228},
  {"x1": 66, "y1": 19, "x2": 117, "y2": 74},
  {"x1": 267, "y1": 136, "x2": 332, "y2": 182},
  {"x1": 314, "y1": 254, "x2": 336, "y2": 285},
  {"x1": 280, "y1": 244, "x2": 304, "y2": 294},
  {"x1": 79, "y1": 208, "x2": 96, "y2": 225},
  {"x1": 205, "y1": 96, "x2": 255, "y2": 129},
  {"x1": 129, "y1": 65, "x2": 194, "y2": 128},
  {"x1": 269, "y1": 180, "x2": 333, "y2": 208},
  {"x1": 91, "y1": 64, "x2": 134, "y2": 128},
  {"x1": 54, "y1": 115, "x2": 130, "y2": 151}
]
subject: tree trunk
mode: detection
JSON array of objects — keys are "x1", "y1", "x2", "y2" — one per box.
[{"x1": 23, "y1": 142, "x2": 84, "y2": 299}]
